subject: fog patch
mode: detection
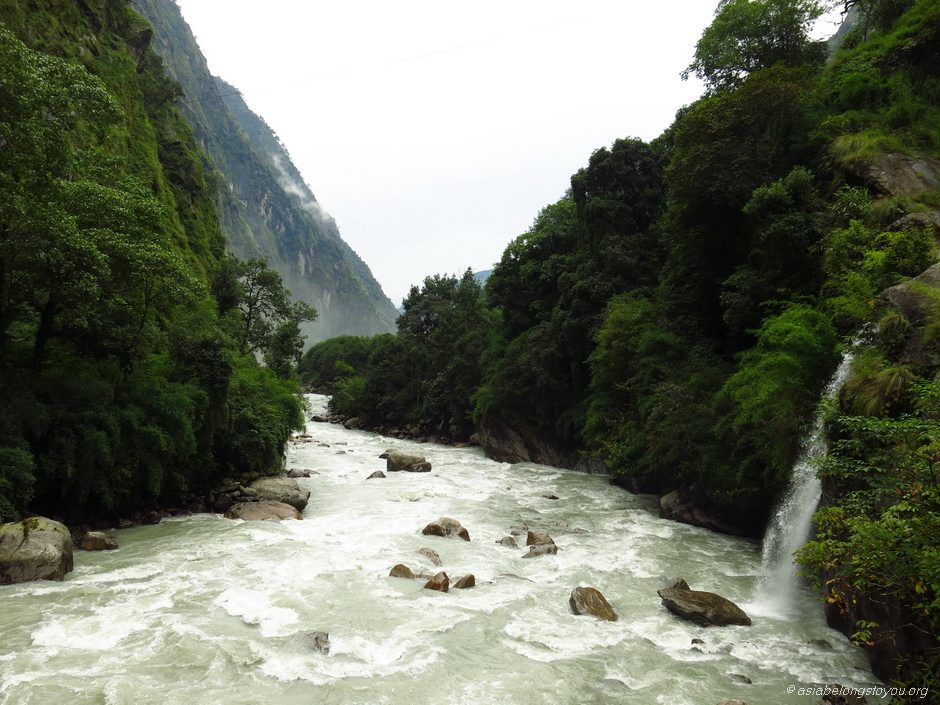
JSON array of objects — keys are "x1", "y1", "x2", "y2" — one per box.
[{"x1": 271, "y1": 153, "x2": 331, "y2": 224}]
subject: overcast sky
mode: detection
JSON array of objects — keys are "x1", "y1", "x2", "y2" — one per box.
[{"x1": 173, "y1": 1, "x2": 841, "y2": 305}]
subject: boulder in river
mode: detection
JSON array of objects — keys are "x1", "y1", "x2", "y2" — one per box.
[
  {"x1": 417, "y1": 547, "x2": 443, "y2": 567},
  {"x1": 224, "y1": 500, "x2": 302, "y2": 521},
  {"x1": 367, "y1": 471, "x2": 386, "y2": 480},
  {"x1": 344, "y1": 417, "x2": 362, "y2": 429},
  {"x1": 717, "y1": 701, "x2": 750, "y2": 705},
  {"x1": 423, "y1": 571, "x2": 449, "y2": 592},
  {"x1": 386, "y1": 451, "x2": 432, "y2": 473},
  {"x1": 422, "y1": 517, "x2": 470, "y2": 541},
  {"x1": 522, "y1": 543, "x2": 558, "y2": 558},
  {"x1": 80, "y1": 531, "x2": 118, "y2": 551},
  {"x1": 657, "y1": 588, "x2": 752, "y2": 627},
  {"x1": 287, "y1": 468, "x2": 314, "y2": 478},
  {"x1": 496, "y1": 536, "x2": 518, "y2": 548},
  {"x1": 453, "y1": 574, "x2": 475, "y2": 589},
  {"x1": 526, "y1": 530, "x2": 555, "y2": 546},
  {"x1": 667, "y1": 577, "x2": 691, "y2": 590},
  {"x1": 389, "y1": 564, "x2": 415, "y2": 579},
  {"x1": 249, "y1": 477, "x2": 310, "y2": 511},
  {"x1": 569, "y1": 586, "x2": 618, "y2": 621},
  {"x1": 306, "y1": 631, "x2": 330, "y2": 655},
  {"x1": 0, "y1": 517, "x2": 74, "y2": 584}
]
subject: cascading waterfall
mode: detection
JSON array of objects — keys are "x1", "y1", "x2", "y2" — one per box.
[{"x1": 756, "y1": 333, "x2": 867, "y2": 616}]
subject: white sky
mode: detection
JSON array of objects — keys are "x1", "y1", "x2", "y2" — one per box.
[{"x1": 173, "y1": 1, "x2": 842, "y2": 306}]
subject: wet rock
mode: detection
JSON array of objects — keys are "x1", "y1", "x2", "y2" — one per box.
[
  {"x1": 80, "y1": 531, "x2": 118, "y2": 551},
  {"x1": 496, "y1": 536, "x2": 518, "y2": 548},
  {"x1": 453, "y1": 574, "x2": 475, "y2": 589},
  {"x1": 809, "y1": 638, "x2": 834, "y2": 650},
  {"x1": 212, "y1": 493, "x2": 237, "y2": 514},
  {"x1": 344, "y1": 417, "x2": 362, "y2": 429},
  {"x1": 668, "y1": 578, "x2": 691, "y2": 590},
  {"x1": 522, "y1": 543, "x2": 558, "y2": 558},
  {"x1": 249, "y1": 477, "x2": 310, "y2": 511},
  {"x1": 423, "y1": 571, "x2": 449, "y2": 592},
  {"x1": 526, "y1": 530, "x2": 555, "y2": 547},
  {"x1": 367, "y1": 471, "x2": 386, "y2": 480},
  {"x1": 729, "y1": 674, "x2": 752, "y2": 684},
  {"x1": 417, "y1": 547, "x2": 442, "y2": 566},
  {"x1": 307, "y1": 631, "x2": 330, "y2": 654},
  {"x1": 224, "y1": 500, "x2": 302, "y2": 521},
  {"x1": 691, "y1": 638, "x2": 705, "y2": 646},
  {"x1": 310, "y1": 415, "x2": 329, "y2": 423},
  {"x1": 657, "y1": 588, "x2": 752, "y2": 627},
  {"x1": 543, "y1": 494, "x2": 560, "y2": 500},
  {"x1": 817, "y1": 685, "x2": 868, "y2": 704},
  {"x1": 717, "y1": 700, "x2": 750, "y2": 705},
  {"x1": 659, "y1": 489, "x2": 744, "y2": 536},
  {"x1": 140, "y1": 510, "x2": 165, "y2": 525},
  {"x1": 569, "y1": 586, "x2": 618, "y2": 621},
  {"x1": 509, "y1": 522, "x2": 528, "y2": 536},
  {"x1": 389, "y1": 564, "x2": 415, "y2": 579},
  {"x1": 0, "y1": 517, "x2": 74, "y2": 584},
  {"x1": 287, "y1": 468, "x2": 314, "y2": 478},
  {"x1": 422, "y1": 517, "x2": 470, "y2": 541},
  {"x1": 378, "y1": 449, "x2": 391, "y2": 459},
  {"x1": 386, "y1": 451, "x2": 432, "y2": 473}
]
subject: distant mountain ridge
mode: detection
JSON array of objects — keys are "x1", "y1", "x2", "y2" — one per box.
[{"x1": 133, "y1": 0, "x2": 398, "y2": 344}]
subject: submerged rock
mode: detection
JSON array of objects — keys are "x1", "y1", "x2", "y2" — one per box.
[
  {"x1": 496, "y1": 536, "x2": 518, "y2": 548},
  {"x1": 389, "y1": 564, "x2": 415, "y2": 579},
  {"x1": 522, "y1": 544, "x2": 558, "y2": 558},
  {"x1": 417, "y1": 547, "x2": 442, "y2": 566},
  {"x1": 249, "y1": 477, "x2": 310, "y2": 511},
  {"x1": 423, "y1": 571, "x2": 449, "y2": 592},
  {"x1": 657, "y1": 588, "x2": 752, "y2": 627},
  {"x1": 569, "y1": 586, "x2": 618, "y2": 621},
  {"x1": 386, "y1": 451, "x2": 431, "y2": 473},
  {"x1": 224, "y1": 500, "x2": 302, "y2": 521},
  {"x1": 422, "y1": 517, "x2": 470, "y2": 541},
  {"x1": 307, "y1": 631, "x2": 330, "y2": 655},
  {"x1": 729, "y1": 674, "x2": 752, "y2": 684},
  {"x1": 366, "y1": 471, "x2": 386, "y2": 480},
  {"x1": 80, "y1": 531, "x2": 118, "y2": 551},
  {"x1": 0, "y1": 517, "x2": 74, "y2": 584}
]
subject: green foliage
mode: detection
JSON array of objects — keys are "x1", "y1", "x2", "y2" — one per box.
[
  {"x1": 684, "y1": 0, "x2": 828, "y2": 92},
  {"x1": 297, "y1": 335, "x2": 377, "y2": 390}
]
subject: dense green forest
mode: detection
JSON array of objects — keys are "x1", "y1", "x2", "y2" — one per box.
[
  {"x1": 0, "y1": 0, "x2": 311, "y2": 522},
  {"x1": 300, "y1": 0, "x2": 940, "y2": 687}
]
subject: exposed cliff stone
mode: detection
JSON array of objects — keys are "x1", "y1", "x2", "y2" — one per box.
[
  {"x1": 851, "y1": 152, "x2": 940, "y2": 197},
  {"x1": 883, "y1": 262, "x2": 940, "y2": 324},
  {"x1": 0, "y1": 517, "x2": 74, "y2": 584}
]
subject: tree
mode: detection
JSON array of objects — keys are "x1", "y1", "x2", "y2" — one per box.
[{"x1": 683, "y1": 0, "x2": 828, "y2": 92}]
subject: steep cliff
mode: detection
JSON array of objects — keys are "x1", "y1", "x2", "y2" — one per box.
[{"x1": 132, "y1": 0, "x2": 398, "y2": 344}]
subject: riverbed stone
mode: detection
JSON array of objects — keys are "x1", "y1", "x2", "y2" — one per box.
[
  {"x1": 522, "y1": 543, "x2": 558, "y2": 558},
  {"x1": 307, "y1": 631, "x2": 330, "y2": 654},
  {"x1": 526, "y1": 530, "x2": 555, "y2": 546},
  {"x1": 496, "y1": 536, "x2": 518, "y2": 548},
  {"x1": 569, "y1": 586, "x2": 618, "y2": 621},
  {"x1": 386, "y1": 451, "x2": 432, "y2": 473},
  {"x1": 657, "y1": 588, "x2": 752, "y2": 627},
  {"x1": 423, "y1": 571, "x2": 449, "y2": 592},
  {"x1": 730, "y1": 674, "x2": 752, "y2": 684},
  {"x1": 249, "y1": 477, "x2": 310, "y2": 511},
  {"x1": 287, "y1": 468, "x2": 314, "y2": 478},
  {"x1": 367, "y1": 471, "x2": 386, "y2": 480},
  {"x1": 717, "y1": 701, "x2": 750, "y2": 705},
  {"x1": 417, "y1": 547, "x2": 443, "y2": 566},
  {"x1": 224, "y1": 500, "x2": 302, "y2": 521},
  {"x1": 668, "y1": 577, "x2": 691, "y2": 590},
  {"x1": 80, "y1": 531, "x2": 118, "y2": 551},
  {"x1": 0, "y1": 517, "x2": 74, "y2": 584},
  {"x1": 453, "y1": 574, "x2": 475, "y2": 589},
  {"x1": 389, "y1": 564, "x2": 415, "y2": 579},
  {"x1": 422, "y1": 517, "x2": 470, "y2": 541}
]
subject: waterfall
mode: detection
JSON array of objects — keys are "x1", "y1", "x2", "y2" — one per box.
[{"x1": 756, "y1": 334, "x2": 866, "y2": 616}]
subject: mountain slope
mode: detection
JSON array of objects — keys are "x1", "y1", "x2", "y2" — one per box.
[{"x1": 132, "y1": 0, "x2": 398, "y2": 344}]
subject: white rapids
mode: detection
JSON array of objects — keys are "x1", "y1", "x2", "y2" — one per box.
[{"x1": 0, "y1": 394, "x2": 878, "y2": 705}]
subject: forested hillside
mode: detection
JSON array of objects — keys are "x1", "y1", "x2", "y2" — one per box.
[
  {"x1": 132, "y1": 0, "x2": 399, "y2": 343},
  {"x1": 0, "y1": 0, "x2": 309, "y2": 523},
  {"x1": 300, "y1": 0, "x2": 940, "y2": 687}
]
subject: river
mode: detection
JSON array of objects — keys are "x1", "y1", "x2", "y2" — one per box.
[{"x1": 0, "y1": 394, "x2": 878, "y2": 705}]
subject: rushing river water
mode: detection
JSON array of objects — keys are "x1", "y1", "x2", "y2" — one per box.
[{"x1": 1, "y1": 395, "x2": 878, "y2": 705}]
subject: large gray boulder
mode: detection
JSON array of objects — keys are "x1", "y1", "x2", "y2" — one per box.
[
  {"x1": 249, "y1": 477, "x2": 310, "y2": 511},
  {"x1": 386, "y1": 451, "x2": 432, "y2": 473},
  {"x1": 224, "y1": 500, "x2": 302, "y2": 521},
  {"x1": 0, "y1": 517, "x2": 74, "y2": 584},
  {"x1": 657, "y1": 588, "x2": 752, "y2": 627},
  {"x1": 570, "y1": 586, "x2": 618, "y2": 621},
  {"x1": 80, "y1": 531, "x2": 118, "y2": 551},
  {"x1": 422, "y1": 517, "x2": 470, "y2": 541},
  {"x1": 884, "y1": 262, "x2": 940, "y2": 323}
]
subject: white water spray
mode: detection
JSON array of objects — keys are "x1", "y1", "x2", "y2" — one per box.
[{"x1": 756, "y1": 333, "x2": 867, "y2": 616}]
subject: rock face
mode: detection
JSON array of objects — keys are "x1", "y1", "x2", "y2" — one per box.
[
  {"x1": 389, "y1": 564, "x2": 415, "y2": 579},
  {"x1": 224, "y1": 500, "x2": 302, "y2": 521},
  {"x1": 423, "y1": 571, "x2": 449, "y2": 592},
  {"x1": 453, "y1": 574, "x2": 475, "y2": 589},
  {"x1": 80, "y1": 532, "x2": 118, "y2": 551},
  {"x1": 657, "y1": 588, "x2": 752, "y2": 627},
  {"x1": 422, "y1": 518, "x2": 470, "y2": 541},
  {"x1": 884, "y1": 262, "x2": 940, "y2": 323},
  {"x1": 249, "y1": 477, "x2": 310, "y2": 511},
  {"x1": 855, "y1": 152, "x2": 940, "y2": 197},
  {"x1": 569, "y1": 586, "x2": 618, "y2": 621},
  {"x1": 386, "y1": 451, "x2": 432, "y2": 473},
  {"x1": 0, "y1": 517, "x2": 74, "y2": 584}
]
